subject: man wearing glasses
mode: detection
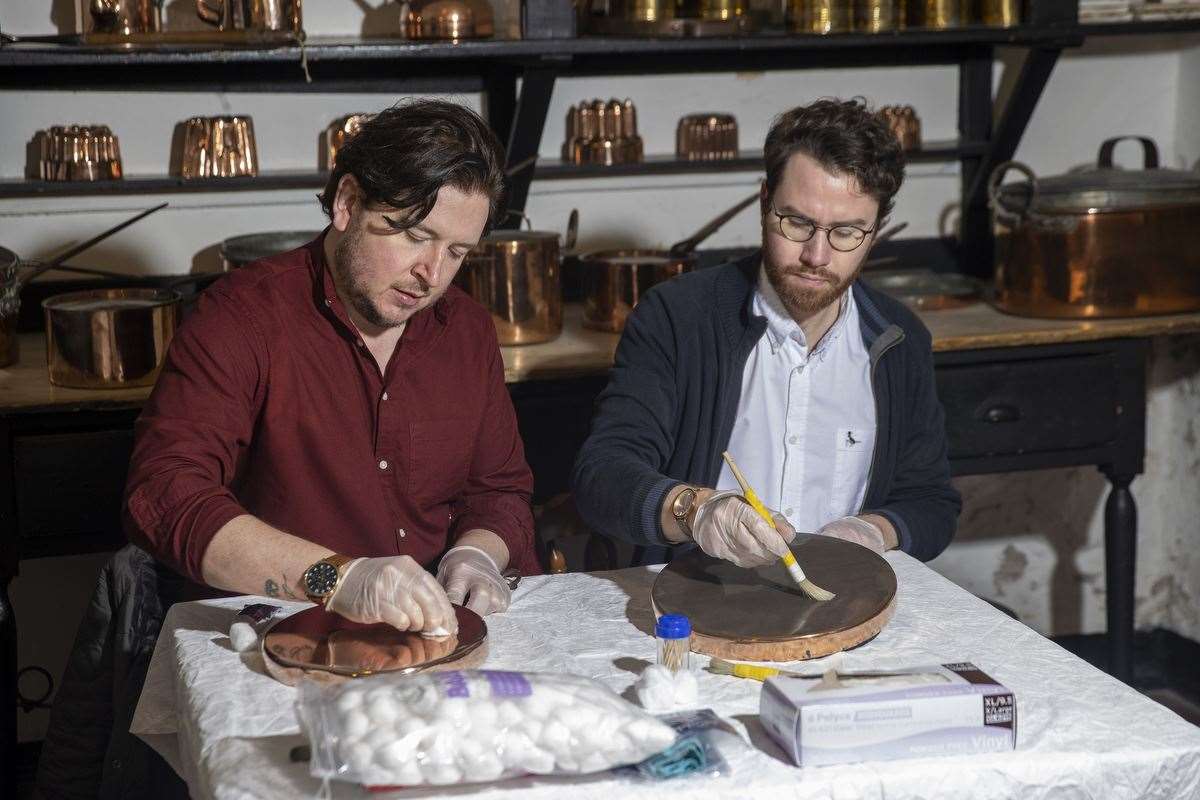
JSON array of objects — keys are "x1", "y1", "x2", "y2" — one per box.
[{"x1": 572, "y1": 98, "x2": 960, "y2": 567}]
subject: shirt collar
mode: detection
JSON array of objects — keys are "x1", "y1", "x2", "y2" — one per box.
[{"x1": 753, "y1": 267, "x2": 853, "y2": 356}]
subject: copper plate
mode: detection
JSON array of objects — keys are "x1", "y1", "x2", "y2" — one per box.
[
  {"x1": 651, "y1": 534, "x2": 896, "y2": 654},
  {"x1": 263, "y1": 605, "x2": 487, "y2": 678}
]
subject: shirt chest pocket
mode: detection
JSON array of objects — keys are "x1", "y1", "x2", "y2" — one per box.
[
  {"x1": 408, "y1": 418, "x2": 475, "y2": 507},
  {"x1": 829, "y1": 426, "x2": 874, "y2": 517}
]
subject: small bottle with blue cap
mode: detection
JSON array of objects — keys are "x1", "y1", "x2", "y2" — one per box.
[{"x1": 655, "y1": 613, "x2": 691, "y2": 674}]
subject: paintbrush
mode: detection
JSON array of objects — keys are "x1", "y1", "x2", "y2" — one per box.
[
  {"x1": 707, "y1": 657, "x2": 804, "y2": 681},
  {"x1": 721, "y1": 451, "x2": 836, "y2": 602}
]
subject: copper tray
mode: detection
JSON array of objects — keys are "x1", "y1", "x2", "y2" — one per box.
[
  {"x1": 263, "y1": 605, "x2": 487, "y2": 678},
  {"x1": 651, "y1": 534, "x2": 897, "y2": 661}
]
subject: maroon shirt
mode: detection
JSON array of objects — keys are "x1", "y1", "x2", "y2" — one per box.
[{"x1": 124, "y1": 233, "x2": 539, "y2": 583}]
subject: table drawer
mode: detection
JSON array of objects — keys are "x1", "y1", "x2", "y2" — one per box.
[
  {"x1": 936, "y1": 353, "x2": 1120, "y2": 460},
  {"x1": 13, "y1": 429, "x2": 134, "y2": 542}
]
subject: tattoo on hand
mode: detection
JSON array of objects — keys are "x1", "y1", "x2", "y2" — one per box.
[
  {"x1": 280, "y1": 575, "x2": 299, "y2": 600},
  {"x1": 264, "y1": 578, "x2": 279, "y2": 598}
]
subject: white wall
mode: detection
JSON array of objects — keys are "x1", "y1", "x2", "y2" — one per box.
[{"x1": 4, "y1": 2, "x2": 1200, "y2": 739}]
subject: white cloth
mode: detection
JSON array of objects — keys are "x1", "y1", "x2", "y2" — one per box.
[
  {"x1": 718, "y1": 269, "x2": 875, "y2": 534},
  {"x1": 131, "y1": 556, "x2": 1200, "y2": 800}
]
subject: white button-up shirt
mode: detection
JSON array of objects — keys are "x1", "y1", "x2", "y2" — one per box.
[{"x1": 716, "y1": 269, "x2": 876, "y2": 534}]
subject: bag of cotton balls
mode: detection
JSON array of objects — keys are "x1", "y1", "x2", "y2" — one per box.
[{"x1": 296, "y1": 669, "x2": 678, "y2": 788}]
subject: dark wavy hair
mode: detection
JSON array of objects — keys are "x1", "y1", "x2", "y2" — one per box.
[
  {"x1": 763, "y1": 98, "x2": 905, "y2": 226},
  {"x1": 319, "y1": 99, "x2": 506, "y2": 230}
]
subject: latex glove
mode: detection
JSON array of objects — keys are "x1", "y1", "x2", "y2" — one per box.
[
  {"x1": 690, "y1": 490, "x2": 796, "y2": 569},
  {"x1": 327, "y1": 556, "x2": 457, "y2": 636},
  {"x1": 817, "y1": 515, "x2": 888, "y2": 554},
  {"x1": 436, "y1": 545, "x2": 511, "y2": 617}
]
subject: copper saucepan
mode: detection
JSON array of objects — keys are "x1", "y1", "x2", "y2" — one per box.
[
  {"x1": 579, "y1": 190, "x2": 759, "y2": 333},
  {"x1": 43, "y1": 288, "x2": 181, "y2": 389}
]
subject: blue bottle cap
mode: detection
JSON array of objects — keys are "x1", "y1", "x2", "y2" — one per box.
[{"x1": 656, "y1": 614, "x2": 691, "y2": 640}]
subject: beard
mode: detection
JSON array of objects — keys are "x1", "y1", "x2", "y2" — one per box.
[
  {"x1": 332, "y1": 223, "x2": 426, "y2": 329},
  {"x1": 763, "y1": 250, "x2": 866, "y2": 317}
]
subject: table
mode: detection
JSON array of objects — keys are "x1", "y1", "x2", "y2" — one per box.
[{"x1": 131, "y1": 558, "x2": 1200, "y2": 800}]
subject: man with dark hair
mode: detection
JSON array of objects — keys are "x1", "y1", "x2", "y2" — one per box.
[
  {"x1": 572, "y1": 98, "x2": 960, "y2": 567},
  {"x1": 125, "y1": 99, "x2": 536, "y2": 634}
]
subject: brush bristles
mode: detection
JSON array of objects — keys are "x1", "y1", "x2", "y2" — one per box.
[
  {"x1": 800, "y1": 578, "x2": 836, "y2": 602},
  {"x1": 707, "y1": 657, "x2": 737, "y2": 675}
]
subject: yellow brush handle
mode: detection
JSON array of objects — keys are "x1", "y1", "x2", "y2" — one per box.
[
  {"x1": 733, "y1": 663, "x2": 780, "y2": 681},
  {"x1": 742, "y1": 486, "x2": 775, "y2": 528}
]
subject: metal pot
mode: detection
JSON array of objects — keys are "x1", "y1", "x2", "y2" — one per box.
[
  {"x1": 458, "y1": 228, "x2": 563, "y2": 345},
  {"x1": 220, "y1": 231, "x2": 319, "y2": 271},
  {"x1": 578, "y1": 190, "x2": 759, "y2": 333},
  {"x1": 43, "y1": 288, "x2": 181, "y2": 389},
  {"x1": 989, "y1": 136, "x2": 1200, "y2": 318}
]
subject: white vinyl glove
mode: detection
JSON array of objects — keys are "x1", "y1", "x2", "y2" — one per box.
[
  {"x1": 436, "y1": 545, "x2": 511, "y2": 617},
  {"x1": 817, "y1": 515, "x2": 888, "y2": 554},
  {"x1": 690, "y1": 490, "x2": 796, "y2": 569},
  {"x1": 327, "y1": 556, "x2": 457, "y2": 636}
]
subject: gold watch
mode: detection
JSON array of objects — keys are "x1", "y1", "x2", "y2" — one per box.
[
  {"x1": 301, "y1": 553, "x2": 354, "y2": 605},
  {"x1": 671, "y1": 486, "x2": 698, "y2": 536}
]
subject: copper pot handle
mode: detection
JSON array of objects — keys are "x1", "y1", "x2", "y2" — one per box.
[
  {"x1": 196, "y1": 0, "x2": 223, "y2": 27},
  {"x1": 987, "y1": 160, "x2": 1039, "y2": 225},
  {"x1": 1097, "y1": 136, "x2": 1159, "y2": 170}
]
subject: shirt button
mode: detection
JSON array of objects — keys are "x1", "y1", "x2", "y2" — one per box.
[
  {"x1": 397, "y1": 528, "x2": 406, "y2": 538},
  {"x1": 382, "y1": 392, "x2": 389, "y2": 401},
  {"x1": 786, "y1": 508, "x2": 794, "y2": 517},
  {"x1": 378, "y1": 459, "x2": 389, "y2": 470},
  {"x1": 324, "y1": 298, "x2": 333, "y2": 307},
  {"x1": 358, "y1": 340, "x2": 367, "y2": 349},
  {"x1": 788, "y1": 435, "x2": 798, "y2": 445}
]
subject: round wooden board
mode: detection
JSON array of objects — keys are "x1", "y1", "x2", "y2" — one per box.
[
  {"x1": 651, "y1": 534, "x2": 897, "y2": 662},
  {"x1": 261, "y1": 605, "x2": 487, "y2": 687}
]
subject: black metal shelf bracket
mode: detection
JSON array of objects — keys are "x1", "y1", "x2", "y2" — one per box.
[{"x1": 494, "y1": 64, "x2": 561, "y2": 227}]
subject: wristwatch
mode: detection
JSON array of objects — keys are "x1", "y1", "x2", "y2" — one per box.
[
  {"x1": 671, "y1": 486, "x2": 699, "y2": 537},
  {"x1": 301, "y1": 553, "x2": 354, "y2": 605}
]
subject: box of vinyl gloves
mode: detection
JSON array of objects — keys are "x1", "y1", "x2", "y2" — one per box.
[{"x1": 759, "y1": 662, "x2": 1016, "y2": 766}]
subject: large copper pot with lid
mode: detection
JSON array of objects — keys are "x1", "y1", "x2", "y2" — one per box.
[{"x1": 989, "y1": 136, "x2": 1200, "y2": 318}]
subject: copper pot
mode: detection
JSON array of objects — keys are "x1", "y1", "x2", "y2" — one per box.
[
  {"x1": 989, "y1": 136, "x2": 1200, "y2": 318},
  {"x1": 43, "y1": 288, "x2": 180, "y2": 389},
  {"x1": 220, "y1": 230, "x2": 319, "y2": 271},
  {"x1": 579, "y1": 190, "x2": 759, "y2": 333},
  {"x1": 457, "y1": 229, "x2": 563, "y2": 345}
]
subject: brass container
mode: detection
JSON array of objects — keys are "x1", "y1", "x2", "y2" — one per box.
[
  {"x1": 578, "y1": 250, "x2": 692, "y2": 333},
  {"x1": 89, "y1": 0, "x2": 162, "y2": 34},
  {"x1": 321, "y1": 114, "x2": 370, "y2": 171},
  {"x1": 854, "y1": 0, "x2": 895, "y2": 30},
  {"x1": 34, "y1": 125, "x2": 123, "y2": 182},
  {"x1": 0, "y1": 247, "x2": 21, "y2": 368},
  {"x1": 788, "y1": 0, "x2": 852, "y2": 33},
  {"x1": 43, "y1": 288, "x2": 181, "y2": 389},
  {"x1": 676, "y1": 113, "x2": 739, "y2": 161},
  {"x1": 562, "y1": 99, "x2": 643, "y2": 166},
  {"x1": 611, "y1": 0, "x2": 676, "y2": 22},
  {"x1": 920, "y1": 0, "x2": 961, "y2": 27},
  {"x1": 173, "y1": 116, "x2": 258, "y2": 179},
  {"x1": 989, "y1": 137, "x2": 1200, "y2": 318},
  {"x1": 697, "y1": 0, "x2": 746, "y2": 20},
  {"x1": 457, "y1": 231, "x2": 562, "y2": 345},
  {"x1": 404, "y1": 0, "x2": 494, "y2": 39},
  {"x1": 878, "y1": 105, "x2": 922, "y2": 150},
  {"x1": 979, "y1": 0, "x2": 1019, "y2": 26},
  {"x1": 195, "y1": 0, "x2": 303, "y2": 32}
]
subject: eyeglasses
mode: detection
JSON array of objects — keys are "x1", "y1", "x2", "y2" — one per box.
[{"x1": 769, "y1": 203, "x2": 875, "y2": 252}]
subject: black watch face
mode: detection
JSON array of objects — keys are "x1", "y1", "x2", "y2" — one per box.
[{"x1": 305, "y1": 562, "x2": 339, "y2": 596}]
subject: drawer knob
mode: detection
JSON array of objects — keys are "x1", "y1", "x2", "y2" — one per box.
[{"x1": 983, "y1": 404, "x2": 1021, "y2": 423}]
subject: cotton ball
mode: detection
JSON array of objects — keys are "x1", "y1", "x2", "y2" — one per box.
[
  {"x1": 437, "y1": 698, "x2": 470, "y2": 726},
  {"x1": 456, "y1": 737, "x2": 485, "y2": 763},
  {"x1": 496, "y1": 700, "x2": 524, "y2": 728},
  {"x1": 468, "y1": 699, "x2": 499, "y2": 728},
  {"x1": 499, "y1": 731, "x2": 537, "y2": 770},
  {"x1": 335, "y1": 689, "x2": 363, "y2": 714},
  {"x1": 602, "y1": 731, "x2": 635, "y2": 764},
  {"x1": 397, "y1": 682, "x2": 440, "y2": 715},
  {"x1": 228, "y1": 621, "x2": 258, "y2": 652},
  {"x1": 539, "y1": 719, "x2": 571, "y2": 753},
  {"x1": 579, "y1": 752, "x2": 610, "y2": 773},
  {"x1": 555, "y1": 755, "x2": 581, "y2": 773},
  {"x1": 673, "y1": 669, "x2": 699, "y2": 706},
  {"x1": 626, "y1": 717, "x2": 674, "y2": 751},
  {"x1": 376, "y1": 738, "x2": 417, "y2": 771},
  {"x1": 385, "y1": 758, "x2": 423, "y2": 787},
  {"x1": 461, "y1": 752, "x2": 504, "y2": 783},
  {"x1": 365, "y1": 726, "x2": 396, "y2": 752},
  {"x1": 367, "y1": 694, "x2": 401, "y2": 726},
  {"x1": 518, "y1": 717, "x2": 544, "y2": 743},
  {"x1": 343, "y1": 742, "x2": 375, "y2": 775},
  {"x1": 421, "y1": 762, "x2": 463, "y2": 785},
  {"x1": 517, "y1": 746, "x2": 556, "y2": 775},
  {"x1": 421, "y1": 729, "x2": 458, "y2": 766},
  {"x1": 340, "y1": 709, "x2": 370, "y2": 740},
  {"x1": 557, "y1": 703, "x2": 599, "y2": 732},
  {"x1": 522, "y1": 691, "x2": 556, "y2": 720},
  {"x1": 634, "y1": 665, "x2": 676, "y2": 711}
]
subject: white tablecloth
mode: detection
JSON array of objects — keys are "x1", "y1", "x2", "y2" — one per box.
[{"x1": 131, "y1": 554, "x2": 1200, "y2": 799}]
